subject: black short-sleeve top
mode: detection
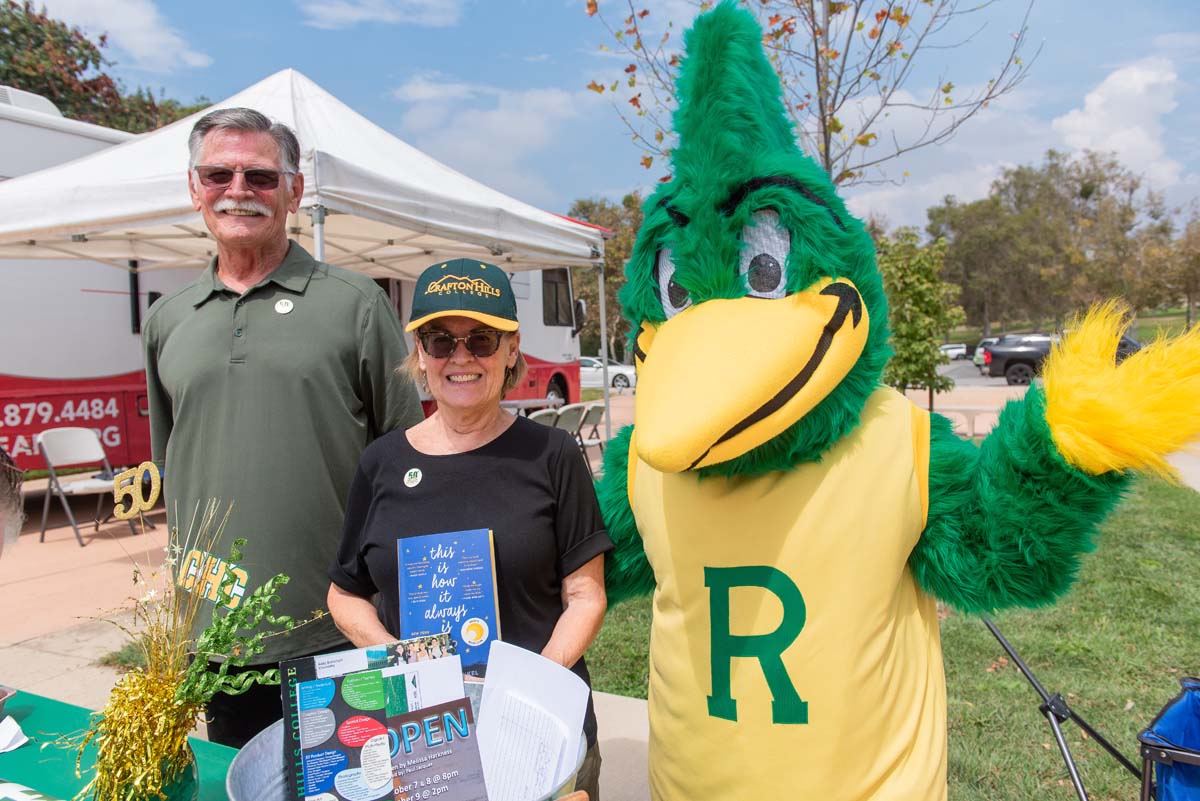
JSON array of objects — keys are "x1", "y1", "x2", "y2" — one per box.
[{"x1": 330, "y1": 415, "x2": 614, "y2": 744}]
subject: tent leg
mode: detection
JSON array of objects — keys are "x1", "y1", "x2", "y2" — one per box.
[
  {"x1": 309, "y1": 204, "x2": 327, "y2": 261},
  {"x1": 597, "y1": 262, "x2": 612, "y2": 442}
]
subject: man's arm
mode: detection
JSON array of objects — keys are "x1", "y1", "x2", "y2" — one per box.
[
  {"x1": 142, "y1": 317, "x2": 173, "y2": 472},
  {"x1": 359, "y1": 291, "x2": 424, "y2": 437}
]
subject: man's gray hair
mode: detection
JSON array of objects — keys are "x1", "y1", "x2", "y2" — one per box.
[{"x1": 187, "y1": 107, "x2": 301, "y2": 174}]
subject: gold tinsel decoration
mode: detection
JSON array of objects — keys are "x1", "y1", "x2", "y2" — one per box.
[{"x1": 75, "y1": 668, "x2": 201, "y2": 801}]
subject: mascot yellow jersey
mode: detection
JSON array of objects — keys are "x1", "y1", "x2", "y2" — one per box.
[{"x1": 631, "y1": 389, "x2": 942, "y2": 800}]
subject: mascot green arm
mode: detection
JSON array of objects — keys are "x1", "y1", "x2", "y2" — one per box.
[
  {"x1": 912, "y1": 304, "x2": 1200, "y2": 613},
  {"x1": 596, "y1": 424, "x2": 656, "y2": 606},
  {"x1": 910, "y1": 387, "x2": 1127, "y2": 613}
]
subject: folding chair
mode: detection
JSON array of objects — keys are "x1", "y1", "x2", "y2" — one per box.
[
  {"x1": 36, "y1": 427, "x2": 137, "y2": 547},
  {"x1": 529, "y1": 408, "x2": 560, "y2": 426},
  {"x1": 1139, "y1": 677, "x2": 1200, "y2": 801},
  {"x1": 1, "y1": 445, "x2": 22, "y2": 558},
  {"x1": 554, "y1": 403, "x2": 592, "y2": 477},
  {"x1": 578, "y1": 403, "x2": 607, "y2": 462}
]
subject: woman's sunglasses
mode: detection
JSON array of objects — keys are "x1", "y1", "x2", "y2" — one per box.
[
  {"x1": 194, "y1": 165, "x2": 293, "y2": 190},
  {"x1": 418, "y1": 329, "x2": 504, "y2": 359}
]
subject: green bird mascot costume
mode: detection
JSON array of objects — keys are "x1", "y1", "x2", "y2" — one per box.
[{"x1": 596, "y1": 4, "x2": 1200, "y2": 800}]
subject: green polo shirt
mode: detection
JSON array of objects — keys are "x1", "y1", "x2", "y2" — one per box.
[{"x1": 143, "y1": 241, "x2": 424, "y2": 662}]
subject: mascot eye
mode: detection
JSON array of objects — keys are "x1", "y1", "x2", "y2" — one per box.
[
  {"x1": 738, "y1": 209, "x2": 791, "y2": 299},
  {"x1": 655, "y1": 247, "x2": 692, "y2": 318}
]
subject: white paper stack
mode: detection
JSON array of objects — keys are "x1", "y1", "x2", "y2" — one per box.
[{"x1": 476, "y1": 642, "x2": 589, "y2": 801}]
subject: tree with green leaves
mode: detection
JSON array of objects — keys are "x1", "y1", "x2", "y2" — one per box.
[
  {"x1": 567, "y1": 193, "x2": 644, "y2": 361},
  {"x1": 1169, "y1": 209, "x2": 1200, "y2": 330},
  {"x1": 930, "y1": 149, "x2": 1168, "y2": 333},
  {"x1": 927, "y1": 194, "x2": 1033, "y2": 335},
  {"x1": 585, "y1": 0, "x2": 1035, "y2": 185},
  {"x1": 0, "y1": 1, "x2": 206, "y2": 133},
  {"x1": 878, "y1": 227, "x2": 963, "y2": 410}
]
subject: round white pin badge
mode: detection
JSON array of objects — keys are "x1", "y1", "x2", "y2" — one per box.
[
  {"x1": 403, "y1": 468, "x2": 423, "y2": 488},
  {"x1": 274, "y1": 299, "x2": 294, "y2": 314}
]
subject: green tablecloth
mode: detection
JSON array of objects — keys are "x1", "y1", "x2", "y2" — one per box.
[{"x1": 0, "y1": 690, "x2": 235, "y2": 800}]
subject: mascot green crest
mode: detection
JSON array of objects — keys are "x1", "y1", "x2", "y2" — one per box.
[{"x1": 597, "y1": 3, "x2": 1200, "y2": 799}]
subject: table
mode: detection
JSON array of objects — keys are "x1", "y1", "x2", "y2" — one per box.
[
  {"x1": 499, "y1": 397, "x2": 564, "y2": 415},
  {"x1": 0, "y1": 691, "x2": 235, "y2": 800}
]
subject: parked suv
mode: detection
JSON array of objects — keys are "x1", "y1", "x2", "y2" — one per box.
[
  {"x1": 984, "y1": 332, "x2": 1142, "y2": 385},
  {"x1": 984, "y1": 333, "x2": 1056, "y2": 385}
]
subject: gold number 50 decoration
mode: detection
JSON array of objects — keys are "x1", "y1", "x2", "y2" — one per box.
[{"x1": 113, "y1": 462, "x2": 161, "y2": 520}]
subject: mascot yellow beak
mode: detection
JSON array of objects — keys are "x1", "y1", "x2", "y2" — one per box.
[{"x1": 633, "y1": 277, "x2": 869, "y2": 472}]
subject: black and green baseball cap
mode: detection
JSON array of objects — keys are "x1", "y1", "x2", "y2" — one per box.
[{"x1": 405, "y1": 258, "x2": 519, "y2": 332}]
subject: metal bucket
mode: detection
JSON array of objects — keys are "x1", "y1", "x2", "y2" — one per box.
[{"x1": 227, "y1": 719, "x2": 587, "y2": 801}]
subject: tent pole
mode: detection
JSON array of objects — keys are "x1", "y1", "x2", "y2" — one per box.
[
  {"x1": 309, "y1": 205, "x2": 327, "y2": 261},
  {"x1": 597, "y1": 261, "x2": 611, "y2": 441}
]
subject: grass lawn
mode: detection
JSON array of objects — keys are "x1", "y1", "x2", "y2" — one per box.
[{"x1": 588, "y1": 476, "x2": 1200, "y2": 800}]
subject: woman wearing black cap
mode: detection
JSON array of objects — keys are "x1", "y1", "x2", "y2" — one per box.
[{"x1": 327, "y1": 259, "x2": 612, "y2": 800}]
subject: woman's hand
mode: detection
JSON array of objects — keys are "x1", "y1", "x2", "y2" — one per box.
[
  {"x1": 541, "y1": 554, "x2": 607, "y2": 669},
  {"x1": 327, "y1": 583, "x2": 395, "y2": 648}
]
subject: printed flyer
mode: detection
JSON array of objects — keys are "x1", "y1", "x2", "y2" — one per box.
[{"x1": 390, "y1": 698, "x2": 487, "y2": 801}]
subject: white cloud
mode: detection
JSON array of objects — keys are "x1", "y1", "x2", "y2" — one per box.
[
  {"x1": 524, "y1": 54, "x2": 552, "y2": 63},
  {"x1": 297, "y1": 0, "x2": 463, "y2": 29},
  {"x1": 392, "y1": 74, "x2": 588, "y2": 205},
  {"x1": 1052, "y1": 57, "x2": 1182, "y2": 188},
  {"x1": 38, "y1": 0, "x2": 210, "y2": 72},
  {"x1": 846, "y1": 163, "x2": 1006, "y2": 231}
]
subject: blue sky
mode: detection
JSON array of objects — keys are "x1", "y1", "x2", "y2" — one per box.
[{"x1": 38, "y1": 0, "x2": 1200, "y2": 230}]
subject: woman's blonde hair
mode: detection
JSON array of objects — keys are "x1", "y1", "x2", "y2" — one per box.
[{"x1": 399, "y1": 331, "x2": 528, "y2": 397}]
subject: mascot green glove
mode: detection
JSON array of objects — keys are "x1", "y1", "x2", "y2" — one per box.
[{"x1": 595, "y1": 3, "x2": 1200, "y2": 800}]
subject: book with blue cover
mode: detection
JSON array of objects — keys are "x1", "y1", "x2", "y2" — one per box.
[{"x1": 397, "y1": 528, "x2": 500, "y2": 678}]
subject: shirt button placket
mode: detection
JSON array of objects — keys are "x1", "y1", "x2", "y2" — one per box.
[{"x1": 232, "y1": 299, "x2": 248, "y2": 363}]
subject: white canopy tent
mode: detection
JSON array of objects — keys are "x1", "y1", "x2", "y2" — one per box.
[
  {"x1": 0, "y1": 68, "x2": 619, "y2": 436},
  {"x1": 0, "y1": 68, "x2": 603, "y2": 276}
]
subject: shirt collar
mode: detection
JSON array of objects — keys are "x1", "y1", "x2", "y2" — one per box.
[{"x1": 191, "y1": 240, "x2": 316, "y2": 307}]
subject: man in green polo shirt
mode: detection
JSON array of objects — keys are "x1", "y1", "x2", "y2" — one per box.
[{"x1": 142, "y1": 107, "x2": 423, "y2": 747}]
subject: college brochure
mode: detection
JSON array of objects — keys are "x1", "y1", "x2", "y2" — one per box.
[{"x1": 281, "y1": 634, "x2": 461, "y2": 800}]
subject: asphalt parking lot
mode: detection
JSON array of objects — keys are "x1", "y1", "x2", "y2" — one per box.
[{"x1": 938, "y1": 357, "x2": 1010, "y2": 387}]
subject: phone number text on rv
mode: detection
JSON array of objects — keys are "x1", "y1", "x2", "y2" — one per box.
[
  {"x1": 0, "y1": 396, "x2": 123, "y2": 457},
  {"x1": 2, "y1": 397, "x2": 121, "y2": 429}
]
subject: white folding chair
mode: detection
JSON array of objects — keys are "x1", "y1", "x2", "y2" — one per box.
[
  {"x1": 529, "y1": 408, "x2": 560, "y2": 426},
  {"x1": 578, "y1": 403, "x2": 607, "y2": 461},
  {"x1": 1, "y1": 446, "x2": 22, "y2": 558},
  {"x1": 36, "y1": 427, "x2": 136, "y2": 547},
  {"x1": 554, "y1": 403, "x2": 593, "y2": 477}
]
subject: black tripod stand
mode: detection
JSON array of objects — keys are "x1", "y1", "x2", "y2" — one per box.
[{"x1": 983, "y1": 618, "x2": 1144, "y2": 800}]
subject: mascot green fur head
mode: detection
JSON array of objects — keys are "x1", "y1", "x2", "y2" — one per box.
[{"x1": 621, "y1": 1, "x2": 890, "y2": 478}]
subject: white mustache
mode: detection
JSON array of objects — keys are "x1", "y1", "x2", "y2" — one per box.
[{"x1": 213, "y1": 197, "x2": 273, "y2": 217}]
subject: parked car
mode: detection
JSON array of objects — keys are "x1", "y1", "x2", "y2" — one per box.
[
  {"x1": 939, "y1": 343, "x2": 968, "y2": 360},
  {"x1": 983, "y1": 333, "x2": 1057, "y2": 385},
  {"x1": 973, "y1": 336, "x2": 1000, "y2": 372},
  {"x1": 984, "y1": 332, "x2": 1143, "y2": 385},
  {"x1": 579, "y1": 356, "x2": 637, "y2": 390}
]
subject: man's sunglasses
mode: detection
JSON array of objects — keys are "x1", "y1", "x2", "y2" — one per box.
[
  {"x1": 194, "y1": 165, "x2": 293, "y2": 190},
  {"x1": 418, "y1": 329, "x2": 505, "y2": 359}
]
